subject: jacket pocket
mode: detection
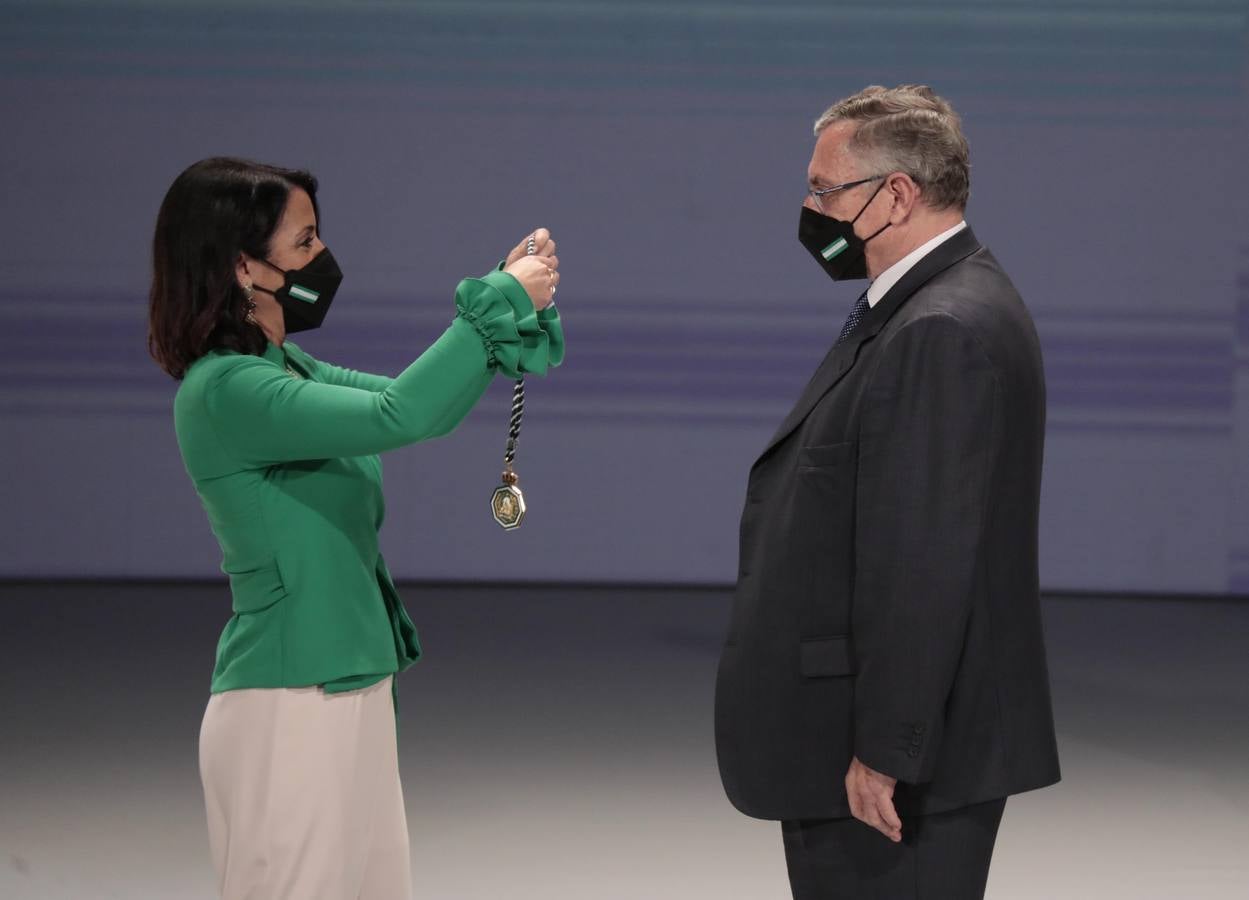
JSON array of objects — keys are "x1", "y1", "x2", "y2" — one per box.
[
  {"x1": 799, "y1": 635, "x2": 856, "y2": 677},
  {"x1": 798, "y1": 441, "x2": 856, "y2": 469}
]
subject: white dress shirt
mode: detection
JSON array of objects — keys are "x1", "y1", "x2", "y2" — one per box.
[{"x1": 866, "y1": 221, "x2": 967, "y2": 308}]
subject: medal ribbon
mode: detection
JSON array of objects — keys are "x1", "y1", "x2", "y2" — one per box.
[{"x1": 489, "y1": 235, "x2": 536, "y2": 530}]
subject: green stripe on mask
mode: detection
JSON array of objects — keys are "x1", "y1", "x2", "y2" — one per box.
[
  {"x1": 821, "y1": 237, "x2": 849, "y2": 261},
  {"x1": 289, "y1": 284, "x2": 320, "y2": 303}
]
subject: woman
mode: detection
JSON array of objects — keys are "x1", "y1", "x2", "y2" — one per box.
[{"x1": 148, "y1": 157, "x2": 564, "y2": 899}]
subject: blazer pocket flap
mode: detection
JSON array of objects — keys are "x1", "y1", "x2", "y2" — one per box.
[
  {"x1": 798, "y1": 442, "x2": 856, "y2": 468},
  {"x1": 800, "y1": 636, "x2": 856, "y2": 677}
]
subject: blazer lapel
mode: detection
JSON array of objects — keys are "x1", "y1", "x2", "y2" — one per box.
[
  {"x1": 757, "y1": 330, "x2": 865, "y2": 462},
  {"x1": 754, "y1": 227, "x2": 984, "y2": 464}
]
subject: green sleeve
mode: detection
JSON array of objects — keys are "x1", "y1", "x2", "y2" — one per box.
[
  {"x1": 537, "y1": 305, "x2": 565, "y2": 367},
  {"x1": 490, "y1": 258, "x2": 566, "y2": 368},
  {"x1": 203, "y1": 271, "x2": 559, "y2": 466},
  {"x1": 462, "y1": 270, "x2": 562, "y2": 378},
  {"x1": 285, "y1": 343, "x2": 395, "y2": 392}
]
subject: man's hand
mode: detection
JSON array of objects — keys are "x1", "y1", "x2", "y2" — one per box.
[{"x1": 845, "y1": 756, "x2": 902, "y2": 842}]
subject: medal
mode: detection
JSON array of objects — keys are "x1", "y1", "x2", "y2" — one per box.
[
  {"x1": 490, "y1": 378, "x2": 526, "y2": 530},
  {"x1": 491, "y1": 236, "x2": 536, "y2": 530}
]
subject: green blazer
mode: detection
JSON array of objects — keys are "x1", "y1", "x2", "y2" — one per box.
[{"x1": 174, "y1": 269, "x2": 564, "y2": 694}]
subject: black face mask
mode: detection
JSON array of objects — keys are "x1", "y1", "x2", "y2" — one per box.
[
  {"x1": 253, "y1": 247, "x2": 343, "y2": 333},
  {"x1": 798, "y1": 180, "x2": 890, "y2": 281}
]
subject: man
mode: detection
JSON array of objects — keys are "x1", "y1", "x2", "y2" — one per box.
[{"x1": 714, "y1": 85, "x2": 1061, "y2": 899}]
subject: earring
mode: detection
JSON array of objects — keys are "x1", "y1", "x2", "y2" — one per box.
[{"x1": 243, "y1": 283, "x2": 258, "y2": 325}]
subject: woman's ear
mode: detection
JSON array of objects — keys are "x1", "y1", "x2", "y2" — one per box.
[{"x1": 235, "y1": 254, "x2": 253, "y2": 292}]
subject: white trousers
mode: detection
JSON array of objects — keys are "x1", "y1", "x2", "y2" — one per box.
[{"x1": 199, "y1": 676, "x2": 412, "y2": 900}]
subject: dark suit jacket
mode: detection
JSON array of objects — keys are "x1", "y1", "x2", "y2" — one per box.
[{"x1": 714, "y1": 227, "x2": 1061, "y2": 820}]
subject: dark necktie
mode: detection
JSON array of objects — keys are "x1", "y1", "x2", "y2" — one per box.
[{"x1": 835, "y1": 289, "x2": 871, "y2": 345}]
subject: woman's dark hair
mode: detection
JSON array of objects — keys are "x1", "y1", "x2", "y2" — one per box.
[{"x1": 148, "y1": 157, "x2": 319, "y2": 379}]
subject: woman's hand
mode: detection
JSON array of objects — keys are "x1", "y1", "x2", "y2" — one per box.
[
  {"x1": 505, "y1": 228, "x2": 557, "y2": 267},
  {"x1": 503, "y1": 228, "x2": 560, "y2": 310}
]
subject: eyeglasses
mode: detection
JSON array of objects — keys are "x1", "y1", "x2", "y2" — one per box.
[{"x1": 806, "y1": 175, "x2": 884, "y2": 214}]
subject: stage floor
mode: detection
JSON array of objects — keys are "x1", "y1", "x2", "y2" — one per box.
[{"x1": 2, "y1": 582, "x2": 1246, "y2": 899}]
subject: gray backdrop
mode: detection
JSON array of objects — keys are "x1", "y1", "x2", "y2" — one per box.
[{"x1": 2, "y1": 0, "x2": 1247, "y2": 593}]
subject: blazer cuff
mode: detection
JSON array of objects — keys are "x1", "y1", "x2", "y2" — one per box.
[{"x1": 854, "y1": 717, "x2": 941, "y2": 785}]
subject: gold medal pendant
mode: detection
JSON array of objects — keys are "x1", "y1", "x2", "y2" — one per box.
[
  {"x1": 491, "y1": 376, "x2": 527, "y2": 530},
  {"x1": 491, "y1": 465, "x2": 526, "y2": 531}
]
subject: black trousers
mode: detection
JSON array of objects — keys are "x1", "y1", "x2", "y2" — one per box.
[{"x1": 782, "y1": 798, "x2": 1007, "y2": 900}]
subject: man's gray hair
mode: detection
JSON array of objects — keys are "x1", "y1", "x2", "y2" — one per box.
[{"x1": 814, "y1": 84, "x2": 970, "y2": 211}]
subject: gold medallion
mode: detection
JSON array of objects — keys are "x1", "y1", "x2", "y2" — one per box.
[{"x1": 491, "y1": 468, "x2": 526, "y2": 530}]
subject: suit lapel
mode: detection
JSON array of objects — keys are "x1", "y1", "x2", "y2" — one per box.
[
  {"x1": 754, "y1": 227, "x2": 983, "y2": 464},
  {"x1": 757, "y1": 330, "x2": 864, "y2": 462}
]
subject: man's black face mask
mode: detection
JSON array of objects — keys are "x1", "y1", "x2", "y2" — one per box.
[{"x1": 798, "y1": 179, "x2": 890, "y2": 282}]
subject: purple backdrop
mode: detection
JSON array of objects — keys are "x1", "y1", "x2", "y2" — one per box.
[{"x1": 2, "y1": 1, "x2": 1246, "y2": 592}]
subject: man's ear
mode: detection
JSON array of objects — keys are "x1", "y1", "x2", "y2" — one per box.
[{"x1": 886, "y1": 173, "x2": 920, "y2": 225}]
